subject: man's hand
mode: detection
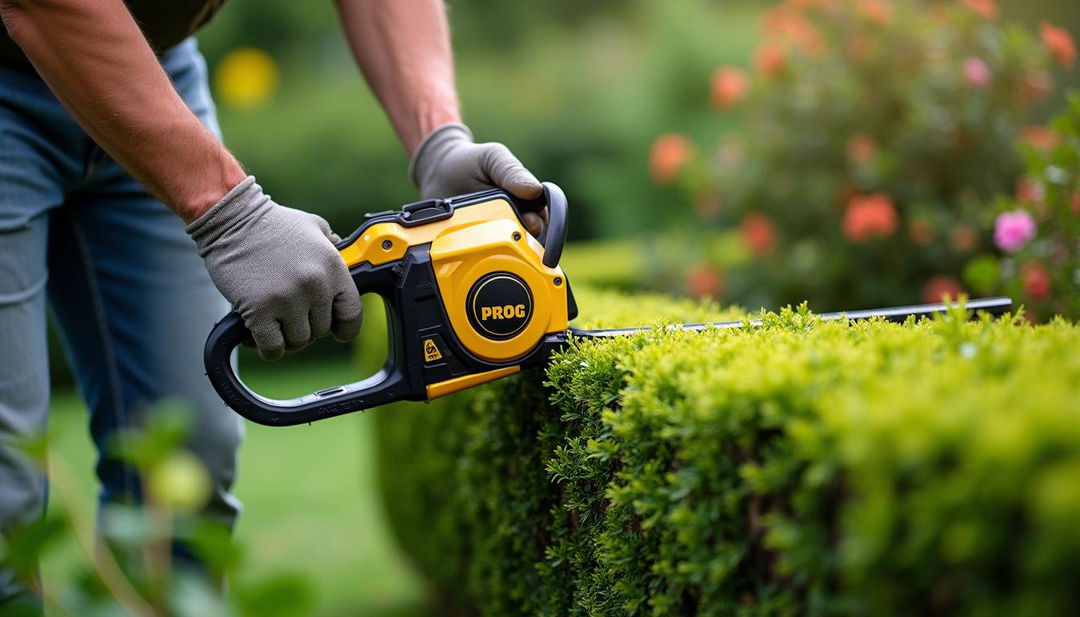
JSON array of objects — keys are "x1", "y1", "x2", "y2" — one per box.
[
  {"x1": 187, "y1": 177, "x2": 363, "y2": 360},
  {"x1": 411, "y1": 124, "x2": 546, "y2": 237}
]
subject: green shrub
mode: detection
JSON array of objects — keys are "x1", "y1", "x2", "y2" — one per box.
[{"x1": 376, "y1": 287, "x2": 1080, "y2": 616}]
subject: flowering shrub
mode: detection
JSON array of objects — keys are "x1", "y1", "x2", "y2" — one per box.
[
  {"x1": 650, "y1": 0, "x2": 1075, "y2": 311},
  {"x1": 964, "y1": 95, "x2": 1080, "y2": 320},
  {"x1": 377, "y1": 286, "x2": 1080, "y2": 616}
]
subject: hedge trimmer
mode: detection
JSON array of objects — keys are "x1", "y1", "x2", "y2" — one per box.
[{"x1": 204, "y1": 183, "x2": 1012, "y2": 426}]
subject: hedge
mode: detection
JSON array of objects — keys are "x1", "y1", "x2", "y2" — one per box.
[{"x1": 374, "y1": 286, "x2": 1080, "y2": 616}]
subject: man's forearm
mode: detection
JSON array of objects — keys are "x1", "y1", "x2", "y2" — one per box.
[
  {"x1": 0, "y1": 0, "x2": 244, "y2": 221},
  {"x1": 335, "y1": 0, "x2": 461, "y2": 154}
]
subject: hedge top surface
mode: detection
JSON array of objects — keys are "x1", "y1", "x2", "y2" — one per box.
[{"x1": 379, "y1": 286, "x2": 1080, "y2": 617}]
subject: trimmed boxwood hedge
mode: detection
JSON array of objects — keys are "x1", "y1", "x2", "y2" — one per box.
[{"x1": 375, "y1": 286, "x2": 1080, "y2": 616}]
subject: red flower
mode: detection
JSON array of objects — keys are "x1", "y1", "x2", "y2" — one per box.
[
  {"x1": 922, "y1": 276, "x2": 965, "y2": 304},
  {"x1": 710, "y1": 66, "x2": 749, "y2": 111},
  {"x1": 1021, "y1": 262, "x2": 1051, "y2": 300},
  {"x1": 1041, "y1": 23, "x2": 1077, "y2": 69},
  {"x1": 1020, "y1": 126, "x2": 1060, "y2": 151},
  {"x1": 908, "y1": 219, "x2": 934, "y2": 246},
  {"x1": 649, "y1": 134, "x2": 692, "y2": 185},
  {"x1": 962, "y1": 0, "x2": 998, "y2": 20},
  {"x1": 842, "y1": 194, "x2": 898, "y2": 243},
  {"x1": 951, "y1": 226, "x2": 979, "y2": 254},
  {"x1": 754, "y1": 41, "x2": 788, "y2": 77},
  {"x1": 739, "y1": 213, "x2": 777, "y2": 257},
  {"x1": 686, "y1": 264, "x2": 724, "y2": 299},
  {"x1": 857, "y1": 0, "x2": 892, "y2": 25},
  {"x1": 1019, "y1": 71, "x2": 1054, "y2": 103},
  {"x1": 1072, "y1": 193, "x2": 1080, "y2": 214},
  {"x1": 846, "y1": 133, "x2": 877, "y2": 165},
  {"x1": 1016, "y1": 179, "x2": 1045, "y2": 205}
]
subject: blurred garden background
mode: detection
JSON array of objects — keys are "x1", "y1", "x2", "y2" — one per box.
[{"x1": 38, "y1": 0, "x2": 1079, "y2": 615}]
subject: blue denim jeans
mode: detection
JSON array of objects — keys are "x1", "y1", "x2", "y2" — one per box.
[{"x1": 0, "y1": 39, "x2": 242, "y2": 604}]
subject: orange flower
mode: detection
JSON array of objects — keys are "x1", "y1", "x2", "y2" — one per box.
[
  {"x1": 649, "y1": 134, "x2": 692, "y2": 185},
  {"x1": 686, "y1": 264, "x2": 724, "y2": 299},
  {"x1": 842, "y1": 193, "x2": 898, "y2": 243},
  {"x1": 739, "y1": 213, "x2": 778, "y2": 257},
  {"x1": 950, "y1": 226, "x2": 979, "y2": 253},
  {"x1": 1041, "y1": 23, "x2": 1077, "y2": 69},
  {"x1": 1021, "y1": 262, "x2": 1051, "y2": 300},
  {"x1": 922, "y1": 275, "x2": 965, "y2": 304},
  {"x1": 786, "y1": 0, "x2": 840, "y2": 10},
  {"x1": 962, "y1": 0, "x2": 998, "y2": 20},
  {"x1": 1019, "y1": 70, "x2": 1054, "y2": 103},
  {"x1": 710, "y1": 66, "x2": 749, "y2": 111},
  {"x1": 846, "y1": 133, "x2": 877, "y2": 165},
  {"x1": 857, "y1": 0, "x2": 892, "y2": 25},
  {"x1": 1020, "y1": 126, "x2": 1060, "y2": 151},
  {"x1": 908, "y1": 219, "x2": 934, "y2": 246},
  {"x1": 761, "y1": 6, "x2": 825, "y2": 56},
  {"x1": 754, "y1": 41, "x2": 788, "y2": 77},
  {"x1": 1016, "y1": 179, "x2": 1045, "y2": 205},
  {"x1": 847, "y1": 34, "x2": 874, "y2": 62}
]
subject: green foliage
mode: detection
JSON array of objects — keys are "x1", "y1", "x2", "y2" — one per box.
[
  {"x1": 195, "y1": 0, "x2": 764, "y2": 242},
  {"x1": 655, "y1": 0, "x2": 1073, "y2": 310},
  {"x1": 2, "y1": 403, "x2": 317, "y2": 617},
  {"x1": 965, "y1": 94, "x2": 1080, "y2": 320},
  {"x1": 376, "y1": 287, "x2": 1080, "y2": 616}
]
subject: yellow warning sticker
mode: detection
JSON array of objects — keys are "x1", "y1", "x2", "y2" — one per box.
[{"x1": 423, "y1": 338, "x2": 443, "y2": 363}]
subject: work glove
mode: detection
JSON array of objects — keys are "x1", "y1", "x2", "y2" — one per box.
[
  {"x1": 410, "y1": 123, "x2": 547, "y2": 237},
  {"x1": 187, "y1": 176, "x2": 363, "y2": 361}
]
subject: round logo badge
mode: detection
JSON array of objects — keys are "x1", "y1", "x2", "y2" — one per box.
[{"x1": 466, "y1": 272, "x2": 534, "y2": 340}]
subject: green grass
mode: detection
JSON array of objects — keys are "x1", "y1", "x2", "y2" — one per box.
[{"x1": 43, "y1": 355, "x2": 431, "y2": 617}]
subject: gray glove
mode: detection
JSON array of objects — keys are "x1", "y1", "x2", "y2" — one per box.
[
  {"x1": 410, "y1": 123, "x2": 547, "y2": 236},
  {"x1": 187, "y1": 176, "x2": 363, "y2": 360}
]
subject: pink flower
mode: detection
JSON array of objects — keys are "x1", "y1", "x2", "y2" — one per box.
[
  {"x1": 993, "y1": 210, "x2": 1036, "y2": 253},
  {"x1": 963, "y1": 58, "x2": 992, "y2": 88}
]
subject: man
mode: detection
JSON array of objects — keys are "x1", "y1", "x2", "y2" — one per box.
[{"x1": 0, "y1": 0, "x2": 545, "y2": 607}]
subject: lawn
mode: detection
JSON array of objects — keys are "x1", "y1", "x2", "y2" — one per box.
[{"x1": 42, "y1": 351, "x2": 432, "y2": 617}]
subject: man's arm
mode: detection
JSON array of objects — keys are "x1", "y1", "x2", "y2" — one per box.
[
  {"x1": 335, "y1": 0, "x2": 547, "y2": 235},
  {"x1": 0, "y1": 0, "x2": 243, "y2": 221},
  {"x1": 0, "y1": 0, "x2": 363, "y2": 358},
  {"x1": 334, "y1": 0, "x2": 459, "y2": 155}
]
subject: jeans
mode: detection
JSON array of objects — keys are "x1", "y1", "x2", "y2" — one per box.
[{"x1": 0, "y1": 39, "x2": 242, "y2": 605}]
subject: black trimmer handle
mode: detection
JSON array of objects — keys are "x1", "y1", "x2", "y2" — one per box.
[
  {"x1": 204, "y1": 262, "x2": 413, "y2": 426},
  {"x1": 537, "y1": 182, "x2": 567, "y2": 268},
  {"x1": 509, "y1": 181, "x2": 568, "y2": 268}
]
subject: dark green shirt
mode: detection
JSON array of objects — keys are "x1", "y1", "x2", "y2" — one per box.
[{"x1": 0, "y1": 0, "x2": 228, "y2": 67}]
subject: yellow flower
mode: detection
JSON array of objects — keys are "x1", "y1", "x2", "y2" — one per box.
[{"x1": 215, "y1": 47, "x2": 280, "y2": 110}]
